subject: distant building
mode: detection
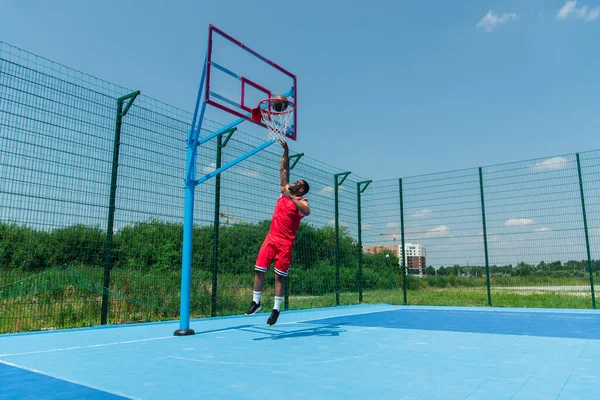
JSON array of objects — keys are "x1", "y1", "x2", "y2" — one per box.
[
  {"x1": 398, "y1": 243, "x2": 426, "y2": 276},
  {"x1": 365, "y1": 245, "x2": 395, "y2": 255}
]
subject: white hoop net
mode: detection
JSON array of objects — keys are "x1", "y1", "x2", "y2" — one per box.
[{"x1": 258, "y1": 98, "x2": 295, "y2": 142}]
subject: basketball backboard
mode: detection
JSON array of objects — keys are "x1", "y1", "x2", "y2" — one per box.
[{"x1": 205, "y1": 25, "x2": 297, "y2": 140}]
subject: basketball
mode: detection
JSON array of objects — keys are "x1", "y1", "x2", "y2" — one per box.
[{"x1": 271, "y1": 94, "x2": 288, "y2": 112}]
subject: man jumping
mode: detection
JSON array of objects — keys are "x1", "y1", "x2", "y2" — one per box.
[{"x1": 245, "y1": 140, "x2": 310, "y2": 325}]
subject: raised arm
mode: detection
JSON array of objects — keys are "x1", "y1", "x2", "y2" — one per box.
[{"x1": 279, "y1": 140, "x2": 289, "y2": 189}]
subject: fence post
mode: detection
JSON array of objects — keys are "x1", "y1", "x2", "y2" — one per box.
[
  {"x1": 334, "y1": 171, "x2": 351, "y2": 306},
  {"x1": 478, "y1": 167, "x2": 492, "y2": 307},
  {"x1": 101, "y1": 90, "x2": 140, "y2": 325},
  {"x1": 357, "y1": 180, "x2": 372, "y2": 303},
  {"x1": 210, "y1": 128, "x2": 236, "y2": 317},
  {"x1": 399, "y1": 179, "x2": 407, "y2": 305},
  {"x1": 576, "y1": 153, "x2": 596, "y2": 309},
  {"x1": 285, "y1": 153, "x2": 304, "y2": 310}
]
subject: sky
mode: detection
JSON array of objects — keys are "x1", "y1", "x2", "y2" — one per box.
[{"x1": 1, "y1": 0, "x2": 599, "y2": 181}]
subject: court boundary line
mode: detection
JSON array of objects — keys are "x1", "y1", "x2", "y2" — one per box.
[{"x1": 0, "y1": 336, "x2": 174, "y2": 357}]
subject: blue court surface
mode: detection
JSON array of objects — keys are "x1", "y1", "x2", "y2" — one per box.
[{"x1": 2, "y1": 304, "x2": 600, "y2": 400}]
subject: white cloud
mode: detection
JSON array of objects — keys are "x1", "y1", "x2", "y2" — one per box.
[
  {"x1": 319, "y1": 185, "x2": 344, "y2": 196},
  {"x1": 240, "y1": 169, "x2": 260, "y2": 178},
  {"x1": 425, "y1": 225, "x2": 449, "y2": 236},
  {"x1": 557, "y1": 1, "x2": 599, "y2": 21},
  {"x1": 534, "y1": 227, "x2": 552, "y2": 233},
  {"x1": 386, "y1": 222, "x2": 400, "y2": 228},
  {"x1": 557, "y1": 1, "x2": 577, "y2": 19},
  {"x1": 588, "y1": 8, "x2": 600, "y2": 21},
  {"x1": 320, "y1": 186, "x2": 334, "y2": 195},
  {"x1": 589, "y1": 228, "x2": 600, "y2": 238},
  {"x1": 473, "y1": 232, "x2": 501, "y2": 243},
  {"x1": 404, "y1": 226, "x2": 421, "y2": 235},
  {"x1": 412, "y1": 209, "x2": 432, "y2": 218},
  {"x1": 477, "y1": 11, "x2": 517, "y2": 32},
  {"x1": 505, "y1": 218, "x2": 534, "y2": 226},
  {"x1": 530, "y1": 156, "x2": 568, "y2": 171},
  {"x1": 203, "y1": 162, "x2": 216, "y2": 173}
]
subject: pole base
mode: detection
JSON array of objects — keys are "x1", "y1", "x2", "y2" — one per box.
[{"x1": 174, "y1": 328, "x2": 195, "y2": 336}]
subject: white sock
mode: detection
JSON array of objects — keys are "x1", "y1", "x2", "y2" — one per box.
[
  {"x1": 274, "y1": 296, "x2": 283, "y2": 311},
  {"x1": 253, "y1": 291, "x2": 262, "y2": 304}
]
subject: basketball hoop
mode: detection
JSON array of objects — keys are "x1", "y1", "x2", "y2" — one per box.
[{"x1": 251, "y1": 97, "x2": 295, "y2": 142}]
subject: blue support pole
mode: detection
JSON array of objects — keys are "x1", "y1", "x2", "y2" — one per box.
[
  {"x1": 175, "y1": 53, "x2": 208, "y2": 336},
  {"x1": 174, "y1": 164, "x2": 197, "y2": 336}
]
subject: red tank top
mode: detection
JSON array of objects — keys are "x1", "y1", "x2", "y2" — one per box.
[{"x1": 268, "y1": 194, "x2": 306, "y2": 243}]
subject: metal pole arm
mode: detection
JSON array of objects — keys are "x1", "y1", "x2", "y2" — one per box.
[
  {"x1": 195, "y1": 139, "x2": 277, "y2": 186},
  {"x1": 335, "y1": 171, "x2": 351, "y2": 186},
  {"x1": 358, "y1": 180, "x2": 372, "y2": 193},
  {"x1": 289, "y1": 153, "x2": 304, "y2": 170}
]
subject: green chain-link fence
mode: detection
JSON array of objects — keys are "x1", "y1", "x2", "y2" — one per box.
[
  {"x1": 1, "y1": 41, "x2": 599, "y2": 334},
  {"x1": 361, "y1": 156, "x2": 600, "y2": 310}
]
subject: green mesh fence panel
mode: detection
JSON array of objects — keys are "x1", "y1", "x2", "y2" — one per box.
[
  {"x1": 579, "y1": 150, "x2": 600, "y2": 308},
  {"x1": 360, "y1": 179, "x2": 405, "y2": 304},
  {"x1": 1, "y1": 40, "x2": 599, "y2": 334},
  {"x1": 333, "y1": 172, "x2": 368, "y2": 306},
  {"x1": 482, "y1": 155, "x2": 594, "y2": 308},
  {"x1": 0, "y1": 42, "x2": 134, "y2": 331},
  {"x1": 399, "y1": 169, "x2": 490, "y2": 306},
  {"x1": 106, "y1": 95, "x2": 191, "y2": 324}
]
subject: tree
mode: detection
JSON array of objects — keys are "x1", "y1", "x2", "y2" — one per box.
[
  {"x1": 537, "y1": 260, "x2": 546, "y2": 270},
  {"x1": 513, "y1": 262, "x2": 533, "y2": 276},
  {"x1": 425, "y1": 266, "x2": 436, "y2": 276}
]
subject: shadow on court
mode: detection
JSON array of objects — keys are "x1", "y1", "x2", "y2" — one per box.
[{"x1": 250, "y1": 323, "x2": 349, "y2": 341}]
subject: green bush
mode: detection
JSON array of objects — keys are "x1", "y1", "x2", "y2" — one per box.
[
  {"x1": 0, "y1": 223, "x2": 49, "y2": 270},
  {"x1": 114, "y1": 219, "x2": 183, "y2": 270},
  {"x1": 47, "y1": 224, "x2": 105, "y2": 267}
]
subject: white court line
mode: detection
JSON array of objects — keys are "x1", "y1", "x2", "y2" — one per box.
[
  {"x1": 347, "y1": 327, "x2": 380, "y2": 333},
  {"x1": 0, "y1": 336, "x2": 174, "y2": 357},
  {"x1": 167, "y1": 337, "x2": 384, "y2": 366},
  {"x1": 0, "y1": 359, "x2": 139, "y2": 400}
]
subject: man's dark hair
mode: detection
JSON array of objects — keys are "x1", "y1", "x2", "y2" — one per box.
[{"x1": 301, "y1": 180, "x2": 310, "y2": 194}]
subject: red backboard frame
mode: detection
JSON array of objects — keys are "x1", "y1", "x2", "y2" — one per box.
[{"x1": 205, "y1": 25, "x2": 297, "y2": 141}]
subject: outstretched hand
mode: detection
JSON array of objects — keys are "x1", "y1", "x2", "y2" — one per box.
[{"x1": 281, "y1": 184, "x2": 293, "y2": 199}]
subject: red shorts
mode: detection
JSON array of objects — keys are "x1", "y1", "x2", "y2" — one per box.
[{"x1": 255, "y1": 236, "x2": 293, "y2": 277}]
